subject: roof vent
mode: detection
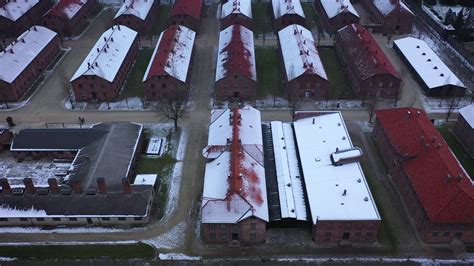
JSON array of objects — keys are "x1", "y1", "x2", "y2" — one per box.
[
  {"x1": 422, "y1": 52, "x2": 426, "y2": 56},
  {"x1": 416, "y1": 45, "x2": 420, "y2": 48},
  {"x1": 357, "y1": 178, "x2": 361, "y2": 183},
  {"x1": 440, "y1": 73, "x2": 444, "y2": 77},
  {"x1": 434, "y1": 66, "x2": 438, "y2": 69},
  {"x1": 364, "y1": 197, "x2": 368, "y2": 201},
  {"x1": 342, "y1": 189, "x2": 347, "y2": 196}
]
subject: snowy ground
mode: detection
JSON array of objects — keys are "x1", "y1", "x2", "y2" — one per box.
[
  {"x1": 143, "y1": 221, "x2": 186, "y2": 249},
  {"x1": 159, "y1": 253, "x2": 201, "y2": 261},
  {"x1": 421, "y1": 94, "x2": 472, "y2": 113},
  {"x1": 65, "y1": 97, "x2": 162, "y2": 111}
]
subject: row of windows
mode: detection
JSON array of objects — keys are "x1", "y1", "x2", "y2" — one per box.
[
  {"x1": 432, "y1": 232, "x2": 463, "y2": 238},
  {"x1": 209, "y1": 233, "x2": 257, "y2": 240},
  {"x1": 208, "y1": 223, "x2": 257, "y2": 230}
]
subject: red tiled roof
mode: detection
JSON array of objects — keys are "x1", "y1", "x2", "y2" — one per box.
[
  {"x1": 336, "y1": 24, "x2": 400, "y2": 81},
  {"x1": 47, "y1": 0, "x2": 85, "y2": 19},
  {"x1": 376, "y1": 108, "x2": 474, "y2": 223},
  {"x1": 170, "y1": 0, "x2": 202, "y2": 20},
  {"x1": 145, "y1": 26, "x2": 178, "y2": 79}
]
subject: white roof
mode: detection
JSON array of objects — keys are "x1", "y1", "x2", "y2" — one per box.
[
  {"x1": 0, "y1": 0, "x2": 39, "y2": 21},
  {"x1": 114, "y1": 0, "x2": 154, "y2": 21},
  {"x1": 71, "y1": 25, "x2": 138, "y2": 82},
  {"x1": 146, "y1": 137, "x2": 166, "y2": 155},
  {"x1": 278, "y1": 24, "x2": 328, "y2": 81},
  {"x1": 215, "y1": 24, "x2": 256, "y2": 82},
  {"x1": 272, "y1": 0, "x2": 305, "y2": 19},
  {"x1": 221, "y1": 0, "x2": 252, "y2": 19},
  {"x1": 373, "y1": 0, "x2": 413, "y2": 16},
  {"x1": 134, "y1": 174, "x2": 158, "y2": 186},
  {"x1": 0, "y1": 26, "x2": 57, "y2": 84},
  {"x1": 394, "y1": 37, "x2": 466, "y2": 90},
  {"x1": 143, "y1": 25, "x2": 196, "y2": 82},
  {"x1": 271, "y1": 121, "x2": 307, "y2": 221},
  {"x1": 293, "y1": 112, "x2": 380, "y2": 224},
  {"x1": 459, "y1": 104, "x2": 474, "y2": 129},
  {"x1": 320, "y1": 0, "x2": 359, "y2": 19},
  {"x1": 48, "y1": 0, "x2": 87, "y2": 19}
]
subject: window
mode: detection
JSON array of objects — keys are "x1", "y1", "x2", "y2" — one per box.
[
  {"x1": 250, "y1": 223, "x2": 256, "y2": 230},
  {"x1": 220, "y1": 224, "x2": 226, "y2": 229},
  {"x1": 162, "y1": 83, "x2": 166, "y2": 89},
  {"x1": 209, "y1": 224, "x2": 216, "y2": 230},
  {"x1": 250, "y1": 233, "x2": 256, "y2": 240},
  {"x1": 388, "y1": 82, "x2": 393, "y2": 88},
  {"x1": 151, "y1": 84, "x2": 155, "y2": 89},
  {"x1": 220, "y1": 233, "x2": 226, "y2": 240},
  {"x1": 0, "y1": 218, "x2": 7, "y2": 222},
  {"x1": 102, "y1": 217, "x2": 110, "y2": 221},
  {"x1": 36, "y1": 218, "x2": 45, "y2": 221},
  {"x1": 232, "y1": 224, "x2": 237, "y2": 230},
  {"x1": 342, "y1": 232, "x2": 350, "y2": 240},
  {"x1": 20, "y1": 218, "x2": 28, "y2": 222},
  {"x1": 79, "y1": 84, "x2": 83, "y2": 89},
  {"x1": 378, "y1": 82, "x2": 383, "y2": 88},
  {"x1": 366, "y1": 232, "x2": 373, "y2": 237},
  {"x1": 325, "y1": 232, "x2": 331, "y2": 237},
  {"x1": 134, "y1": 217, "x2": 142, "y2": 221},
  {"x1": 53, "y1": 218, "x2": 61, "y2": 221},
  {"x1": 455, "y1": 232, "x2": 463, "y2": 239},
  {"x1": 432, "y1": 232, "x2": 439, "y2": 237},
  {"x1": 69, "y1": 217, "x2": 77, "y2": 221},
  {"x1": 442, "y1": 232, "x2": 450, "y2": 237},
  {"x1": 118, "y1": 217, "x2": 126, "y2": 221},
  {"x1": 210, "y1": 233, "x2": 216, "y2": 239}
]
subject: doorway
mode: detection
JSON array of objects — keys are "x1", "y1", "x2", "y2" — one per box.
[
  {"x1": 342, "y1": 232, "x2": 350, "y2": 240},
  {"x1": 231, "y1": 233, "x2": 239, "y2": 240}
]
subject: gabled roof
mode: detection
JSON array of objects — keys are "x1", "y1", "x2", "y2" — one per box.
[
  {"x1": 71, "y1": 25, "x2": 138, "y2": 82},
  {"x1": 46, "y1": 0, "x2": 87, "y2": 20},
  {"x1": 320, "y1": 0, "x2": 359, "y2": 19},
  {"x1": 216, "y1": 24, "x2": 256, "y2": 82},
  {"x1": 373, "y1": 0, "x2": 413, "y2": 17},
  {"x1": 278, "y1": 24, "x2": 327, "y2": 81},
  {"x1": 143, "y1": 25, "x2": 196, "y2": 82},
  {"x1": 459, "y1": 104, "x2": 474, "y2": 129},
  {"x1": 0, "y1": 26, "x2": 57, "y2": 84},
  {"x1": 337, "y1": 24, "x2": 399, "y2": 80},
  {"x1": 376, "y1": 108, "x2": 474, "y2": 223},
  {"x1": 272, "y1": 0, "x2": 305, "y2": 19},
  {"x1": 394, "y1": 37, "x2": 466, "y2": 90},
  {"x1": 0, "y1": 0, "x2": 38, "y2": 21},
  {"x1": 114, "y1": 0, "x2": 154, "y2": 21},
  {"x1": 169, "y1": 0, "x2": 202, "y2": 20},
  {"x1": 221, "y1": 0, "x2": 252, "y2": 19}
]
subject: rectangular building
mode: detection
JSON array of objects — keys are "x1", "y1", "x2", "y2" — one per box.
[
  {"x1": 0, "y1": 26, "x2": 60, "y2": 102},
  {"x1": 0, "y1": 0, "x2": 52, "y2": 37},
  {"x1": 454, "y1": 104, "x2": 474, "y2": 159},
  {"x1": 169, "y1": 0, "x2": 202, "y2": 32},
  {"x1": 315, "y1": 0, "x2": 359, "y2": 33},
  {"x1": 361, "y1": 0, "x2": 415, "y2": 34},
  {"x1": 113, "y1": 0, "x2": 160, "y2": 35},
  {"x1": 42, "y1": 0, "x2": 97, "y2": 37},
  {"x1": 220, "y1": 0, "x2": 252, "y2": 30},
  {"x1": 272, "y1": 0, "x2": 306, "y2": 32}
]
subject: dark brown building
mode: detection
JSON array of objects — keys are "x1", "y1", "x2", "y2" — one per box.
[
  {"x1": 215, "y1": 24, "x2": 256, "y2": 102},
  {"x1": 272, "y1": 0, "x2": 306, "y2": 32},
  {"x1": 454, "y1": 105, "x2": 474, "y2": 159},
  {"x1": 0, "y1": 0, "x2": 52, "y2": 37},
  {"x1": 42, "y1": 0, "x2": 97, "y2": 37},
  {"x1": 0, "y1": 26, "x2": 60, "y2": 102},
  {"x1": 169, "y1": 0, "x2": 202, "y2": 32},
  {"x1": 373, "y1": 108, "x2": 474, "y2": 244},
  {"x1": 335, "y1": 24, "x2": 401, "y2": 99},
  {"x1": 71, "y1": 25, "x2": 138, "y2": 102},
  {"x1": 220, "y1": 0, "x2": 252, "y2": 30},
  {"x1": 360, "y1": 0, "x2": 415, "y2": 34},
  {"x1": 113, "y1": 0, "x2": 160, "y2": 35},
  {"x1": 143, "y1": 25, "x2": 196, "y2": 101},
  {"x1": 0, "y1": 128, "x2": 13, "y2": 151},
  {"x1": 315, "y1": 0, "x2": 360, "y2": 33}
]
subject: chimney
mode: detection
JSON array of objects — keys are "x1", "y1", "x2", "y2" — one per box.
[
  {"x1": 95, "y1": 62, "x2": 98, "y2": 67},
  {"x1": 342, "y1": 189, "x2": 347, "y2": 196},
  {"x1": 122, "y1": 178, "x2": 132, "y2": 195},
  {"x1": 23, "y1": 178, "x2": 36, "y2": 194},
  {"x1": 0, "y1": 178, "x2": 11, "y2": 194},
  {"x1": 97, "y1": 178, "x2": 107, "y2": 194},
  {"x1": 71, "y1": 180, "x2": 83, "y2": 194},
  {"x1": 48, "y1": 178, "x2": 60, "y2": 194},
  {"x1": 103, "y1": 37, "x2": 106, "y2": 42},
  {"x1": 111, "y1": 37, "x2": 114, "y2": 42}
]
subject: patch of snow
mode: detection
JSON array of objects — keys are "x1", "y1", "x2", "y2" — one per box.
[
  {"x1": 143, "y1": 221, "x2": 186, "y2": 249},
  {"x1": 272, "y1": 0, "x2": 305, "y2": 19},
  {"x1": 420, "y1": 93, "x2": 472, "y2": 114},
  {"x1": 48, "y1": 0, "x2": 87, "y2": 20},
  {"x1": 114, "y1": 0, "x2": 154, "y2": 20},
  {"x1": 373, "y1": 0, "x2": 413, "y2": 16},
  {"x1": 0, "y1": 257, "x2": 16, "y2": 261},
  {"x1": 98, "y1": 97, "x2": 144, "y2": 110},
  {"x1": 221, "y1": 0, "x2": 252, "y2": 19},
  {"x1": 320, "y1": 0, "x2": 359, "y2": 19},
  {"x1": 159, "y1": 253, "x2": 201, "y2": 261},
  {"x1": 0, "y1": 0, "x2": 39, "y2": 21},
  {"x1": 459, "y1": 104, "x2": 474, "y2": 128},
  {"x1": 0, "y1": 226, "x2": 130, "y2": 233}
]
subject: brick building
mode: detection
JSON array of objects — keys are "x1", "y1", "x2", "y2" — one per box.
[
  {"x1": 360, "y1": 0, "x2": 415, "y2": 34},
  {"x1": 215, "y1": 24, "x2": 256, "y2": 102},
  {"x1": 454, "y1": 104, "x2": 474, "y2": 159},
  {"x1": 0, "y1": 128, "x2": 13, "y2": 151},
  {"x1": 201, "y1": 106, "x2": 268, "y2": 245},
  {"x1": 277, "y1": 24, "x2": 329, "y2": 101},
  {"x1": 394, "y1": 37, "x2": 466, "y2": 97},
  {"x1": 169, "y1": 0, "x2": 202, "y2": 32},
  {"x1": 335, "y1": 24, "x2": 400, "y2": 99},
  {"x1": 142, "y1": 25, "x2": 196, "y2": 101},
  {"x1": 220, "y1": 0, "x2": 252, "y2": 30},
  {"x1": 373, "y1": 108, "x2": 474, "y2": 244},
  {"x1": 0, "y1": 26, "x2": 60, "y2": 102},
  {"x1": 315, "y1": 0, "x2": 360, "y2": 34},
  {"x1": 272, "y1": 0, "x2": 306, "y2": 32},
  {"x1": 0, "y1": 0, "x2": 52, "y2": 37},
  {"x1": 113, "y1": 0, "x2": 160, "y2": 35},
  {"x1": 71, "y1": 25, "x2": 138, "y2": 102},
  {"x1": 42, "y1": 0, "x2": 97, "y2": 37}
]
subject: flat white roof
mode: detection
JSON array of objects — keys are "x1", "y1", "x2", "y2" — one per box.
[
  {"x1": 221, "y1": 0, "x2": 252, "y2": 19},
  {"x1": 320, "y1": 0, "x2": 359, "y2": 19},
  {"x1": 146, "y1": 137, "x2": 166, "y2": 155},
  {"x1": 71, "y1": 25, "x2": 138, "y2": 82},
  {"x1": 459, "y1": 104, "x2": 474, "y2": 129},
  {"x1": 0, "y1": 0, "x2": 39, "y2": 21},
  {"x1": 272, "y1": 0, "x2": 305, "y2": 19},
  {"x1": 293, "y1": 112, "x2": 380, "y2": 224},
  {"x1": 373, "y1": 0, "x2": 413, "y2": 16},
  {"x1": 394, "y1": 37, "x2": 465, "y2": 90},
  {"x1": 114, "y1": 0, "x2": 154, "y2": 21},
  {"x1": 134, "y1": 174, "x2": 158, "y2": 186},
  {"x1": 0, "y1": 26, "x2": 57, "y2": 84},
  {"x1": 278, "y1": 24, "x2": 327, "y2": 81}
]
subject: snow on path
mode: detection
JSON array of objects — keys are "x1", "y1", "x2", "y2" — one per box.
[
  {"x1": 0, "y1": 226, "x2": 131, "y2": 233},
  {"x1": 143, "y1": 221, "x2": 186, "y2": 249},
  {"x1": 159, "y1": 253, "x2": 201, "y2": 261}
]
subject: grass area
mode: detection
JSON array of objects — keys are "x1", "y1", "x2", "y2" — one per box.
[
  {"x1": 302, "y1": 3, "x2": 322, "y2": 32},
  {"x1": 255, "y1": 47, "x2": 282, "y2": 98},
  {"x1": 437, "y1": 123, "x2": 474, "y2": 178},
  {"x1": 150, "y1": 5, "x2": 171, "y2": 35},
  {"x1": 121, "y1": 48, "x2": 153, "y2": 99},
  {"x1": 318, "y1": 48, "x2": 355, "y2": 99},
  {"x1": 136, "y1": 154, "x2": 177, "y2": 177},
  {"x1": 253, "y1": 3, "x2": 273, "y2": 35},
  {"x1": 0, "y1": 243, "x2": 154, "y2": 259}
]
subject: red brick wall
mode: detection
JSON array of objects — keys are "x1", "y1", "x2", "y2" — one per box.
[
  {"x1": 313, "y1": 220, "x2": 380, "y2": 243},
  {"x1": 274, "y1": 14, "x2": 306, "y2": 32},
  {"x1": 143, "y1": 75, "x2": 189, "y2": 101},
  {"x1": 0, "y1": 1, "x2": 53, "y2": 37},
  {"x1": 14, "y1": 150, "x2": 77, "y2": 160},
  {"x1": 453, "y1": 116, "x2": 474, "y2": 158},
  {"x1": 0, "y1": 130, "x2": 13, "y2": 150},
  {"x1": 215, "y1": 75, "x2": 256, "y2": 102},
  {"x1": 42, "y1": 0, "x2": 96, "y2": 36},
  {"x1": 420, "y1": 221, "x2": 474, "y2": 244},
  {"x1": 221, "y1": 14, "x2": 252, "y2": 31},
  {"x1": 202, "y1": 217, "x2": 266, "y2": 245},
  {"x1": 383, "y1": 11, "x2": 415, "y2": 35},
  {"x1": 287, "y1": 74, "x2": 329, "y2": 101},
  {"x1": 169, "y1": 14, "x2": 200, "y2": 33}
]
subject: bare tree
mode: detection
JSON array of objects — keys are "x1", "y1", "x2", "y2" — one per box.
[
  {"x1": 58, "y1": 69, "x2": 74, "y2": 109},
  {"x1": 160, "y1": 99, "x2": 186, "y2": 131}
]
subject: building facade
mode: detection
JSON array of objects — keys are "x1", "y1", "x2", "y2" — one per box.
[
  {"x1": 360, "y1": 0, "x2": 415, "y2": 34},
  {"x1": 113, "y1": 0, "x2": 160, "y2": 35},
  {"x1": 220, "y1": 0, "x2": 252, "y2": 30},
  {"x1": 315, "y1": 0, "x2": 360, "y2": 34},
  {"x1": 0, "y1": 128, "x2": 13, "y2": 151},
  {"x1": 272, "y1": 0, "x2": 306, "y2": 31},
  {"x1": 0, "y1": 0, "x2": 52, "y2": 37},
  {"x1": 0, "y1": 26, "x2": 60, "y2": 102},
  {"x1": 168, "y1": 0, "x2": 202, "y2": 32},
  {"x1": 453, "y1": 105, "x2": 474, "y2": 159},
  {"x1": 42, "y1": 0, "x2": 97, "y2": 37}
]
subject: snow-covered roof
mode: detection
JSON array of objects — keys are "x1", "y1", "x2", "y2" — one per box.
[
  {"x1": 373, "y1": 0, "x2": 413, "y2": 16},
  {"x1": 320, "y1": 0, "x2": 359, "y2": 19},
  {"x1": 0, "y1": 0, "x2": 38, "y2": 21},
  {"x1": 216, "y1": 24, "x2": 256, "y2": 82},
  {"x1": 133, "y1": 174, "x2": 158, "y2": 186},
  {"x1": 459, "y1": 104, "x2": 474, "y2": 129},
  {"x1": 143, "y1": 25, "x2": 196, "y2": 82},
  {"x1": 114, "y1": 0, "x2": 154, "y2": 21},
  {"x1": 278, "y1": 24, "x2": 328, "y2": 81},
  {"x1": 394, "y1": 37, "x2": 466, "y2": 90},
  {"x1": 221, "y1": 0, "x2": 252, "y2": 19},
  {"x1": 46, "y1": 0, "x2": 87, "y2": 20},
  {"x1": 146, "y1": 137, "x2": 166, "y2": 155},
  {"x1": 271, "y1": 121, "x2": 307, "y2": 221},
  {"x1": 0, "y1": 26, "x2": 57, "y2": 84},
  {"x1": 272, "y1": 0, "x2": 305, "y2": 19},
  {"x1": 293, "y1": 112, "x2": 380, "y2": 224},
  {"x1": 71, "y1": 25, "x2": 138, "y2": 82}
]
